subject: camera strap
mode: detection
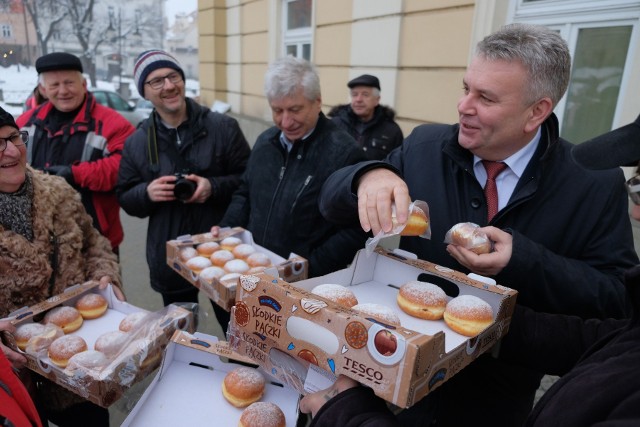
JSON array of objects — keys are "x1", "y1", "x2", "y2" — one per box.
[{"x1": 146, "y1": 113, "x2": 192, "y2": 175}]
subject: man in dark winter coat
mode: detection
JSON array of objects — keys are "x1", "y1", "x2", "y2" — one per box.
[
  {"x1": 117, "y1": 50, "x2": 251, "y2": 310},
  {"x1": 302, "y1": 113, "x2": 640, "y2": 427},
  {"x1": 211, "y1": 56, "x2": 369, "y2": 330},
  {"x1": 318, "y1": 24, "x2": 638, "y2": 426},
  {"x1": 328, "y1": 74, "x2": 403, "y2": 160}
]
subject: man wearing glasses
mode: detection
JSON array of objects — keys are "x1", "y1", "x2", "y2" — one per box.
[
  {"x1": 116, "y1": 50, "x2": 251, "y2": 311},
  {"x1": 16, "y1": 52, "x2": 135, "y2": 254}
]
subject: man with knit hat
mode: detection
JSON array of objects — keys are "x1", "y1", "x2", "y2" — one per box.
[
  {"x1": 16, "y1": 51, "x2": 135, "y2": 253},
  {"x1": 117, "y1": 50, "x2": 251, "y2": 313}
]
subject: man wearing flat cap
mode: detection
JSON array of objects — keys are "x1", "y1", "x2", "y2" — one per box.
[
  {"x1": 16, "y1": 52, "x2": 135, "y2": 253},
  {"x1": 328, "y1": 73, "x2": 403, "y2": 160}
]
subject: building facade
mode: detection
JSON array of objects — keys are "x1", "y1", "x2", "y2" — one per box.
[{"x1": 196, "y1": 0, "x2": 640, "y2": 145}]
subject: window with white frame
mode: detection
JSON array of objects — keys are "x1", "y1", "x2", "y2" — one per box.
[
  {"x1": 511, "y1": 0, "x2": 639, "y2": 142},
  {"x1": 282, "y1": 0, "x2": 312, "y2": 60},
  {"x1": 1, "y1": 24, "x2": 12, "y2": 39}
]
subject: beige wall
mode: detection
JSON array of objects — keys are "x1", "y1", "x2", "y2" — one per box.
[{"x1": 198, "y1": 0, "x2": 481, "y2": 137}]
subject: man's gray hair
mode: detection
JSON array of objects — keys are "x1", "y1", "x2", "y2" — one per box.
[
  {"x1": 264, "y1": 56, "x2": 321, "y2": 102},
  {"x1": 476, "y1": 23, "x2": 571, "y2": 107}
]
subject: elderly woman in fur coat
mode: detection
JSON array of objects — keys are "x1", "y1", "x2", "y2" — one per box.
[{"x1": 0, "y1": 105, "x2": 123, "y2": 426}]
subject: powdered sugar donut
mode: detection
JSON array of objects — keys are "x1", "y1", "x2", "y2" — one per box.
[
  {"x1": 75, "y1": 293, "x2": 108, "y2": 320},
  {"x1": 397, "y1": 281, "x2": 447, "y2": 320},
  {"x1": 222, "y1": 366, "x2": 265, "y2": 408},
  {"x1": 232, "y1": 243, "x2": 257, "y2": 259},
  {"x1": 179, "y1": 246, "x2": 198, "y2": 261},
  {"x1": 246, "y1": 252, "x2": 272, "y2": 268},
  {"x1": 224, "y1": 259, "x2": 250, "y2": 274},
  {"x1": 94, "y1": 330, "x2": 129, "y2": 357},
  {"x1": 44, "y1": 306, "x2": 83, "y2": 334},
  {"x1": 353, "y1": 303, "x2": 401, "y2": 327},
  {"x1": 211, "y1": 249, "x2": 235, "y2": 267},
  {"x1": 199, "y1": 266, "x2": 226, "y2": 283},
  {"x1": 443, "y1": 295, "x2": 494, "y2": 337},
  {"x1": 239, "y1": 402, "x2": 286, "y2": 427},
  {"x1": 220, "y1": 236, "x2": 242, "y2": 251},
  {"x1": 197, "y1": 241, "x2": 220, "y2": 256},
  {"x1": 14, "y1": 323, "x2": 46, "y2": 351},
  {"x1": 66, "y1": 350, "x2": 109, "y2": 371},
  {"x1": 312, "y1": 284, "x2": 358, "y2": 308},
  {"x1": 48, "y1": 335, "x2": 88, "y2": 368},
  {"x1": 220, "y1": 272, "x2": 242, "y2": 283},
  {"x1": 119, "y1": 311, "x2": 149, "y2": 333},
  {"x1": 185, "y1": 256, "x2": 212, "y2": 274}
]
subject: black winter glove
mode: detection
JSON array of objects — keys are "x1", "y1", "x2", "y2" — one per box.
[{"x1": 44, "y1": 165, "x2": 75, "y2": 186}]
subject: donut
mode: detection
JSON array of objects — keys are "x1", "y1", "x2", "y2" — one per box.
[
  {"x1": 48, "y1": 335, "x2": 88, "y2": 368},
  {"x1": 398, "y1": 206, "x2": 429, "y2": 236},
  {"x1": 197, "y1": 241, "x2": 220, "y2": 256},
  {"x1": 220, "y1": 272, "x2": 242, "y2": 283},
  {"x1": 224, "y1": 259, "x2": 250, "y2": 274},
  {"x1": 119, "y1": 311, "x2": 149, "y2": 333},
  {"x1": 211, "y1": 249, "x2": 235, "y2": 267},
  {"x1": 397, "y1": 280, "x2": 447, "y2": 320},
  {"x1": 222, "y1": 366, "x2": 266, "y2": 408},
  {"x1": 443, "y1": 295, "x2": 494, "y2": 337},
  {"x1": 246, "y1": 252, "x2": 272, "y2": 268},
  {"x1": 179, "y1": 246, "x2": 198, "y2": 261},
  {"x1": 199, "y1": 266, "x2": 226, "y2": 283},
  {"x1": 94, "y1": 330, "x2": 129, "y2": 358},
  {"x1": 248, "y1": 266, "x2": 268, "y2": 274},
  {"x1": 232, "y1": 243, "x2": 257, "y2": 260},
  {"x1": 353, "y1": 303, "x2": 401, "y2": 327},
  {"x1": 185, "y1": 256, "x2": 212, "y2": 274},
  {"x1": 220, "y1": 236, "x2": 242, "y2": 251},
  {"x1": 447, "y1": 222, "x2": 492, "y2": 254},
  {"x1": 44, "y1": 306, "x2": 83, "y2": 333},
  {"x1": 311, "y1": 284, "x2": 359, "y2": 308},
  {"x1": 75, "y1": 293, "x2": 108, "y2": 320},
  {"x1": 14, "y1": 323, "x2": 46, "y2": 351},
  {"x1": 25, "y1": 324, "x2": 64, "y2": 353},
  {"x1": 66, "y1": 350, "x2": 109, "y2": 371},
  {"x1": 238, "y1": 402, "x2": 286, "y2": 427}
]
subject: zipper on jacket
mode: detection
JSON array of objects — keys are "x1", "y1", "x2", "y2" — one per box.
[
  {"x1": 262, "y1": 164, "x2": 287, "y2": 243},
  {"x1": 289, "y1": 175, "x2": 313, "y2": 214}
]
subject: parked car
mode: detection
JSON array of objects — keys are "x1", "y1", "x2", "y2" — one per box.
[
  {"x1": 135, "y1": 98, "x2": 154, "y2": 117},
  {"x1": 90, "y1": 89, "x2": 146, "y2": 127}
]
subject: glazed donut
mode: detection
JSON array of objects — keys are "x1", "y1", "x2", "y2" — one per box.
[
  {"x1": 397, "y1": 206, "x2": 429, "y2": 236},
  {"x1": 94, "y1": 330, "x2": 129, "y2": 358},
  {"x1": 211, "y1": 249, "x2": 235, "y2": 267},
  {"x1": 197, "y1": 241, "x2": 220, "y2": 256},
  {"x1": 25, "y1": 324, "x2": 64, "y2": 353},
  {"x1": 222, "y1": 366, "x2": 266, "y2": 408},
  {"x1": 353, "y1": 303, "x2": 401, "y2": 326},
  {"x1": 232, "y1": 243, "x2": 257, "y2": 260},
  {"x1": 199, "y1": 266, "x2": 226, "y2": 283},
  {"x1": 220, "y1": 236, "x2": 242, "y2": 251},
  {"x1": 44, "y1": 306, "x2": 83, "y2": 334},
  {"x1": 239, "y1": 402, "x2": 286, "y2": 427},
  {"x1": 179, "y1": 246, "x2": 198, "y2": 261},
  {"x1": 66, "y1": 350, "x2": 109, "y2": 371},
  {"x1": 246, "y1": 252, "x2": 272, "y2": 268},
  {"x1": 447, "y1": 222, "x2": 492, "y2": 254},
  {"x1": 48, "y1": 335, "x2": 88, "y2": 368},
  {"x1": 443, "y1": 295, "x2": 494, "y2": 337},
  {"x1": 14, "y1": 323, "x2": 46, "y2": 351},
  {"x1": 119, "y1": 311, "x2": 149, "y2": 333},
  {"x1": 224, "y1": 259, "x2": 250, "y2": 274},
  {"x1": 397, "y1": 281, "x2": 447, "y2": 320},
  {"x1": 311, "y1": 284, "x2": 359, "y2": 308},
  {"x1": 185, "y1": 256, "x2": 212, "y2": 274},
  {"x1": 75, "y1": 293, "x2": 108, "y2": 320}
]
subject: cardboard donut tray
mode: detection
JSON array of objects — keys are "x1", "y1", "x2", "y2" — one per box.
[
  {"x1": 166, "y1": 227, "x2": 308, "y2": 310},
  {"x1": 3, "y1": 281, "x2": 194, "y2": 407},
  {"x1": 228, "y1": 247, "x2": 518, "y2": 408},
  {"x1": 122, "y1": 330, "x2": 300, "y2": 426}
]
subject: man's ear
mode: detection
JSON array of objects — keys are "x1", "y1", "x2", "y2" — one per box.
[{"x1": 525, "y1": 97, "x2": 553, "y2": 133}]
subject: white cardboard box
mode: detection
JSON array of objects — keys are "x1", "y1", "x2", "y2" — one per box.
[{"x1": 122, "y1": 330, "x2": 300, "y2": 427}]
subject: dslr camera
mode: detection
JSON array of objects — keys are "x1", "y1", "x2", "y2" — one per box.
[{"x1": 173, "y1": 172, "x2": 196, "y2": 201}]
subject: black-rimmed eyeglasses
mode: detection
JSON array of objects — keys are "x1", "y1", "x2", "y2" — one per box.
[
  {"x1": 145, "y1": 72, "x2": 182, "y2": 90},
  {"x1": 0, "y1": 131, "x2": 28, "y2": 152}
]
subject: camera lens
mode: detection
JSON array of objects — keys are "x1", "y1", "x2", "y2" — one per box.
[{"x1": 174, "y1": 176, "x2": 196, "y2": 200}]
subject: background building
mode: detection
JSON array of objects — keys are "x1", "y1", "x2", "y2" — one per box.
[{"x1": 196, "y1": 0, "x2": 640, "y2": 146}]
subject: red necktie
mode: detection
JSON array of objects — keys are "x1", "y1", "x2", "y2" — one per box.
[{"x1": 482, "y1": 160, "x2": 508, "y2": 222}]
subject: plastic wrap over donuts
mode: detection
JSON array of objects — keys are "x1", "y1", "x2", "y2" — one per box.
[{"x1": 365, "y1": 200, "x2": 431, "y2": 254}]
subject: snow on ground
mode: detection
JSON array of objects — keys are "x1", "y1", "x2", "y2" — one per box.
[{"x1": 0, "y1": 64, "x2": 200, "y2": 118}]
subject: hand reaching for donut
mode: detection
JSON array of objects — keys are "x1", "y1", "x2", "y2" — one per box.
[
  {"x1": 299, "y1": 375, "x2": 360, "y2": 418},
  {"x1": 98, "y1": 276, "x2": 126, "y2": 301}
]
